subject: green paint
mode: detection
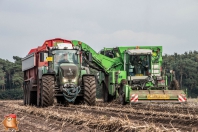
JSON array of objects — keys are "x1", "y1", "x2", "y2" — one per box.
[{"x1": 71, "y1": 40, "x2": 186, "y2": 103}]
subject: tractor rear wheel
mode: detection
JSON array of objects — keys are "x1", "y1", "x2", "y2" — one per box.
[
  {"x1": 41, "y1": 75, "x2": 54, "y2": 107},
  {"x1": 83, "y1": 76, "x2": 96, "y2": 106}
]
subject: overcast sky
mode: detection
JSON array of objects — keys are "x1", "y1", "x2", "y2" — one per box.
[{"x1": 0, "y1": 0, "x2": 198, "y2": 62}]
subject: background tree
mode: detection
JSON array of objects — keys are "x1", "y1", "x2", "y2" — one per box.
[
  {"x1": 162, "y1": 50, "x2": 198, "y2": 97},
  {"x1": 0, "y1": 65, "x2": 5, "y2": 90}
]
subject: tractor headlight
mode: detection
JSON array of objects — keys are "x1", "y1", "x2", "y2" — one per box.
[
  {"x1": 72, "y1": 77, "x2": 76, "y2": 83},
  {"x1": 63, "y1": 77, "x2": 68, "y2": 83}
]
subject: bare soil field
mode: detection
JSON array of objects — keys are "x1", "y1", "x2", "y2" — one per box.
[{"x1": 0, "y1": 100, "x2": 197, "y2": 132}]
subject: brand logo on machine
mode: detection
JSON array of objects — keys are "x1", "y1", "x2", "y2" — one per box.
[{"x1": 67, "y1": 68, "x2": 73, "y2": 75}]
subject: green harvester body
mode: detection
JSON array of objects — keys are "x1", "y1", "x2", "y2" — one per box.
[
  {"x1": 72, "y1": 41, "x2": 187, "y2": 104},
  {"x1": 98, "y1": 46, "x2": 187, "y2": 103}
]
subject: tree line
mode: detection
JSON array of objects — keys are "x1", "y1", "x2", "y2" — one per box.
[
  {"x1": 0, "y1": 56, "x2": 23, "y2": 99},
  {"x1": 0, "y1": 56, "x2": 23, "y2": 90}
]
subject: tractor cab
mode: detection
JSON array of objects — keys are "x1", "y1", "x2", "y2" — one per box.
[
  {"x1": 126, "y1": 49, "x2": 154, "y2": 89},
  {"x1": 126, "y1": 49, "x2": 152, "y2": 76},
  {"x1": 50, "y1": 43, "x2": 80, "y2": 86}
]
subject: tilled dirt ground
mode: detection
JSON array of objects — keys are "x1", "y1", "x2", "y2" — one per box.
[
  {"x1": 0, "y1": 100, "x2": 197, "y2": 132},
  {"x1": 0, "y1": 101, "x2": 99, "y2": 132}
]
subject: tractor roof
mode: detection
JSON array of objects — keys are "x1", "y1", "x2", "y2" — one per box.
[{"x1": 127, "y1": 49, "x2": 152, "y2": 55}]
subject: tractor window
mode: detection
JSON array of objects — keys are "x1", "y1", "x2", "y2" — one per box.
[
  {"x1": 52, "y1": 50, "x2": 78, "y2": 64},
  {"x1": 39, "y1": 52, "x2": 48, "y2": 62}
]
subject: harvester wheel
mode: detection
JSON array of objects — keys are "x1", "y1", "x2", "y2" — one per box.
[
  {"x1": 83, "y1": 76, "x2": 96, "y2": 106},
  {"x1": 41, "y1": 75, "x2": 54, "y2": 107},
  {"x1": 170, "y1": 80, "x2": 180, "y2": 90}
]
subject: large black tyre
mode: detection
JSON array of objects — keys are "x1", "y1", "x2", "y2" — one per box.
[
  {"x1": 41, "y1": 75, "x2": 54, "y2": 107},
  {"x1": 170, "y1": 80, "x2": 180, "y2": 90},
  {"x1": 83, "y1": 76, "x2": 96, "y2": 106}
]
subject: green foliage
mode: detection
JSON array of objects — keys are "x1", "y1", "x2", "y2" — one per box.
[
  {"x1": 163, "y1": 50, "x2": 198, "y2": 97},
  {"x1": 0, "y1": 65, "x2": 5, "y2": 88},
  {"x1": 0, "y1": 88, "x2": 23, "y2": 100},
  {"x1": 0, "y1": 56, "x2": 23, "y2": 90}
]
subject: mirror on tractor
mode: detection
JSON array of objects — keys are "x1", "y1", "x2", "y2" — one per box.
[
  {"x1": 40, "y1": 52, "x2": 44, "y2": 62},
  {"x1": 88, "y1": 53, "x2": 93, "y2": 62}
]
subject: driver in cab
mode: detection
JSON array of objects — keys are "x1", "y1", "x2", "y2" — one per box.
[{"x1": 58, "y1": 54, "x2": 69, "y2": 64}]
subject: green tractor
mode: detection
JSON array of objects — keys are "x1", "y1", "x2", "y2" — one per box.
[
  {"x1": 22, "y1": 38, "x2": 96, "y2": 107},
  {"x1": 98, "y1": 46, "x2": 187, "y2": 104}
]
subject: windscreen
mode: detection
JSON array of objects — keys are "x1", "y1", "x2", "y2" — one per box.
[
  {"x1": 128, "y1": 54, "x2": 151, "y2": 76},
  {"x1": 52, "y1": 50, "x2": 78, "y2": 64}
]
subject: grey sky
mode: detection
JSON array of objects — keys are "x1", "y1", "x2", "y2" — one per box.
[{"x1": 0, "y1": 0, "x2": 198, "y2": 61}]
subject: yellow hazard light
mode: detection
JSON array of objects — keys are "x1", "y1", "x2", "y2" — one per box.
[
  {"x1": 147, "y1": 94, "x2": 170, "y2": 99},
  {"x1": 46, "y1": 57, "x2": 53, "y2": 61}
]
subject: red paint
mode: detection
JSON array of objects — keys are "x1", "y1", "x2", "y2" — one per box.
[{"x1": 28, "y1": 38, "x2": 72, "y2": 55}]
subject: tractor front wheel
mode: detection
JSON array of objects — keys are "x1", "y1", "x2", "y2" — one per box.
[
  {"x1": 41, "y1": 75, "x2": 54, "y2": 107},
  {"x1": 83, "y1": 76, "x2": 96, "y2": 106}
]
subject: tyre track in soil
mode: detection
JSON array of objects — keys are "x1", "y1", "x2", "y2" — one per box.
[
  {"x1": 1, "y1": 101, "x2": 161, "y2": 132},
  {"x1": 2, "y1": 100, "x2": 198, "y2": 115},
  {"x1": 1, "y1": 100, "x2": 198, "y2": 131},
  {"x1": 0, "y1": 103, "x2": 98, "y2": 132},
  {"x1": 94, "y1": 102, "x2": 198, "y2": 115},
  {"x1": 13, "y1": 100, "x2": 198, "y2": 116},
  {"x1": 54, "y1": 104, "x2": 198, "y2": 131}
]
